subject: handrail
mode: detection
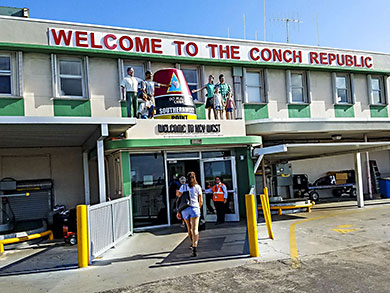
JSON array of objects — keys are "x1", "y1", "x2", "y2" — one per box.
[{"x1": 0, "y1": 230, "x2": 53, "y2": 254}]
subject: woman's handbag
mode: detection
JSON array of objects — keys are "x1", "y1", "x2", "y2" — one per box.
[{"x1": 176, "y1": 186, "x2": 191, "y2": 212}]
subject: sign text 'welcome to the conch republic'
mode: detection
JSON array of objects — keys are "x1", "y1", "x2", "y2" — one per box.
[{"x1": 49, "y1": 28, "x2": 374, "y2": 69}]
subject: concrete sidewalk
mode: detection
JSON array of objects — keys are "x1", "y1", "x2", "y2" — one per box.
[{"x1": 0, "y1": 199, "x2": 389, "y2": 293}]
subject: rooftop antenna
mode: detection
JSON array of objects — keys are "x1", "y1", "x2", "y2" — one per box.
[
  {"x1": 264, "y1": 0, "x2": 266, "y2": 41},
  {"x1": 315, "y1": 13, "x2": 320, "y2": 46},
  {"x1": 274, "y1": 16, "x2": 303, "y2": 43},
  {"x1": 243, "y1": 13, "x2": 246, "y2": 39},
  {"x1": 228, "y1": 27, "x2": 230, "y2": 38},
  {"x1": 255, "y1": 31, "x2": 258, "y2": 40}
]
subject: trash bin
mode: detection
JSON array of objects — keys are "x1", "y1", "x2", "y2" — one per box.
[{"x1": 379, "y1": 178, "x2": 390, "y2": 198}]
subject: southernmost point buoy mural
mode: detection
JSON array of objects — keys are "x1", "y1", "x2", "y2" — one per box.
[{"x1": 153, "y1": 69, "x2": 197, "y2": 119}]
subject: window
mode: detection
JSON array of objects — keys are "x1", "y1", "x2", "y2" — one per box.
[
  {"x1": 58, "y1": 59, "x2": 84, "y2": 97},
  {"x1": 0, "y1": 55, "x2": 12, "y2": 95},
  {"x1": 52, "y1": 55, "x2": 88, "y2": 98},
  {"x1": 182, "y1": 68, "x2": 199, "y2": 101},
  {"x1": 369, "y1": 75, "x2": 386, "y2": 105},
  {"x1": 332, "y1": 73, "x2": 353, "y2": 104},
  {"x1": 123, "y1": 63, "x2": 145, "y2": 80},
  {"x1": 286, "y1": 70, "x2": 309, "y2": 104},
  {"x1": 246, "y1": 72, "x2": 265, "y2": 103},
  {"x1": 336, "y1": 75, "x2": 348, "y2": 103},
  {"x1": 291, "y1": 73, "x2": 305, "y2": 102}
]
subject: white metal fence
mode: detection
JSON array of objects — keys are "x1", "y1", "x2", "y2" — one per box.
[{"x1": 88, "y1": 197, "x2": 133, "y2": 260}]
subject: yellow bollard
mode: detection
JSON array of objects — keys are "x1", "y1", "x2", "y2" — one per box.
[
  {"x1": 260, "y1": 194, "x2": 274, "y2": 240},
  {"x1": 245, "y1": 194, "x2": 259, "y2": 257},
  {"x1": 263, "y1": 187, "x2": 271, "y2": 213},
  {"x1": 77, "y1": 205, "x2": 89, "y2": 268}
]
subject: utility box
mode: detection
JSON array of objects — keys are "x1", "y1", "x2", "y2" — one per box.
[{"x1": 273, "y1": 163, "x2": 293, "y2": 199}]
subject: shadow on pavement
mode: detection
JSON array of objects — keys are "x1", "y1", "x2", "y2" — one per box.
[
  {"x1": 149, "y1": 222, "x2": 251, "y2": 268},
  {"x1": 0, "y1": 244, "x2": 78, "y2": 276}
]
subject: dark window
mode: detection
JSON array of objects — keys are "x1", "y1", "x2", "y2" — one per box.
[{"x1": 0, "y1": 56, "x2": 11, "y2": 94}]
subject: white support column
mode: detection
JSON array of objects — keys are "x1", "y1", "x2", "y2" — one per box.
[
  {"x1": 83, "y1": 152, "x2": 90, "y2": 205},
  {"x1": 97, "y1": 140, "x2": 106, "y2": 203},
  {"x1": 97, "y1": 124, "x2": 109, "y2": 203},
  {"x1": 354, "y1": 152, "x2": 364, "y2": 208},
  {"x1": 364, "y1": 134, "x2": 373, "y2": 200}
]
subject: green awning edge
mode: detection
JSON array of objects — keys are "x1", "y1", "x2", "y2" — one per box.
[{"x1": 105, "y1": 136, "x2": 262, "y2": 151}]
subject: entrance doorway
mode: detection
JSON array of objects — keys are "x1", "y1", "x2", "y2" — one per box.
[
  {"x1": 167, "y1": 159, "x2": 200, "y2": 224},
  {"x1": 166, "y1": 151, "x2": 239, "y2": 223}
]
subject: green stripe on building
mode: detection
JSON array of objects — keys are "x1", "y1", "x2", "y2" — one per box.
[
  {"x1": 0, "y1": 98, "x2": 24, "y2": 116},
  {"x1": 121, "y1": 151, "x2": 131, "y2": 197},
  {"x1": 195, "y1": 103, "x2": 206, "y2": 120},
  {"x1": 1, "y1": 42, "x2": 389, "y2": 75},
  {"x1": 370, "y1": 105, "x2": 388, "y2": 118},
  {"x1": 334, "y1": 104, "x2": 354, "y2": 118},
  {"x1": 288, "y1": 104, "x2": 311, "y2": 118},
  {"x1": 53, "y1": 99, "x2": 91, "y2": 117},
  {"x1": 106, "y1": 136, "x2": 262, "y2": 150},
  {"x1": 244, "y1": 104, "x2": 269, "y2": 121}
]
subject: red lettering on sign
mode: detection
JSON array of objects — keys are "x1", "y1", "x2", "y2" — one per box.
[
  {"x1": 337, "y1": 54, "x2": 345, "y2": 66},
  {"x1": 249, "y1": 48, "x2": 260, "y2": 61},
  {"x1": 185, "y1": 42, "x2": 198, "y2": 57},
  {"x1": 90, "y1": 32, "x2": 102, "y2": 49},
  {"x1": 283, "y1": 50, "x2": 292, "y2": 63},
  {"x1": 173, "y1": 40, "x2": 185, "y2": 55},
  {"x1": 104, "y1": 34, "x2": 117, "y2": 50},
  {"x1": 119, "y1": 36, "x2": 133, "y2": 51},
  {"x1": 135, "y1": 37, "x2": 150, "y2": 52},
  {"x1": 231, "y1": 46, "x2": 240, "y2": 60},
  {"x1": 261, "y1": 48, "x2": 272, "y2": 61},
  {"x1": 207, "y1": 44, "x2": 218, "y2": 58},
  {"x1": 51, "y1": 29, "x2": 73, "y2": 46},
  {"x1": 272, "y1": 49, "x2": 282, "y2": 62},
  {"x1": 353, "y1": 56, "x2": 361, "y2": 67},
  {"x1": 309, "y1": 52, "x2": 319, "y2": 64},
  {"x1": 345, "y1": 55, "x2": 353, "y2": 66},
  {"x1": 219, "y1": 45, "x2": 230, "y2": 59},
  {"x1": 75, "y1": 31, "x2": 88, "y2": 47},
  {"x1": 328, "y1": 53, "x2": 336, "y2": 65},
  {"x1": 293, "y1": 50, "x2": 302, "y2": 63},
  {"x1": 320, "y1": 52, "x2": 328, "y2": 65},
  {"x1": 365, "y1": 57, "x2": 373, "y2": 68},
  {"x1": 151, "y1": 38, "x2": 162, "y2": 54}
]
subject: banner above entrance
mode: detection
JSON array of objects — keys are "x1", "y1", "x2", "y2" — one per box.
[{"x1": 49, "y1": 28, "x2": 374, "y2": 69}]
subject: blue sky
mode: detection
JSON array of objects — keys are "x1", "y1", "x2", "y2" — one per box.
[{"x1": 1, "y1": 0, "x2": 390, "y2": 52}]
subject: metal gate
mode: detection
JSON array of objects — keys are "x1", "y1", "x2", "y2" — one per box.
[{"x1": 88, "y1": 197, "x2": 133, "y2": 260}]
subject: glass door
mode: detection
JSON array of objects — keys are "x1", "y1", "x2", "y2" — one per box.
[{"x1": 200, "y1": 157, "x2": 239, "y2": 222}]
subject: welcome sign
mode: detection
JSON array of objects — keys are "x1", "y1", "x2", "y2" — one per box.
[{"x1": 49, "y1": 28, "x2": 374, "y2": 69}]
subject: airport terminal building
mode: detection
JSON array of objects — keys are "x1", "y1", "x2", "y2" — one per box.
[{"x1": 1, "y1": 14, "x2": 390, "y2": 231}]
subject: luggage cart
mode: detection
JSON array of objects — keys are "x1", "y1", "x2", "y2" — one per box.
[{"x1": 293, "y1": 174, "x2": 356, "y2": 202}]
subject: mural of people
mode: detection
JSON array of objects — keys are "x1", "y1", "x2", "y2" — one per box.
[
  {"x1": 192, "y1": 75, "x2": 216, "y2": 120},
  {"x1": 141, "y1": 70, "x2": 170, "y2": 119},
  {"x1": 120, "y1": 67, "x2": 140, "y2": 118},
  {"x1": 216, "y1": 74, "x2": 232, "y2": 119},
  {"x1": 225, "y1": 92, "x2": 235, "y2": 120},
  {"x1": 214, "y1": 85, "x2": 224, "y2": 120}
]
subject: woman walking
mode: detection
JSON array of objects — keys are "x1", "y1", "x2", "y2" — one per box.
[{"x1": 176, "y1": 172, "x2": 203, "y2": 257}]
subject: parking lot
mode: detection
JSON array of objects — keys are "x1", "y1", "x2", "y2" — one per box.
[{"x1": 1, "y1": 199, "x2": 390, "y2": 292}]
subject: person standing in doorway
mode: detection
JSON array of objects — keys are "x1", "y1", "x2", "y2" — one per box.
[
  {"x1": 120, "y1": 67, "x2": 139, "y2": 118},
  {"x1": 212, "y1": 176, "x2": 228, "y2": 225},
  {"x1": 191, "y1": 75, "x2": 216, "y2": 120},
  {"x1": 176, "y1": 172, "x2": 203, "y2": 257}
]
